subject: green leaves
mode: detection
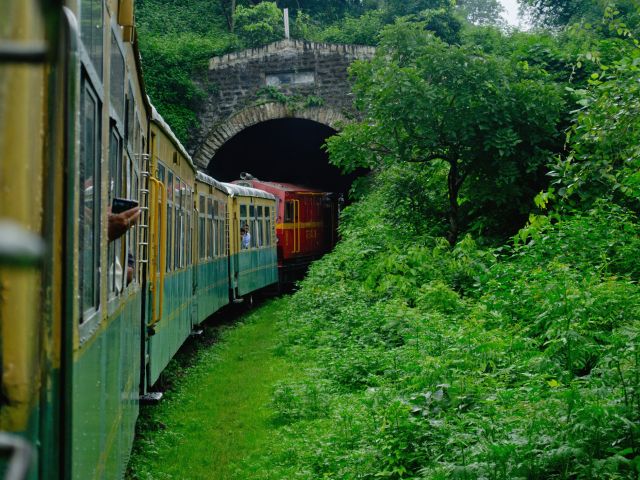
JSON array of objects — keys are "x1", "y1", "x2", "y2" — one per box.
[
  {"x1": 551, "y1": 31, "x2": 640, "y2": 211},
  {"x1": 327, "y1": 24, "x2": 564, "y2": 243},
  {"x1": 235, "y1": 2, "x2": 284, "y2": 48}
]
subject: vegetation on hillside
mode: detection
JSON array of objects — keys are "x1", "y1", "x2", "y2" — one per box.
[
  {"x1": 134, "y1": 0, "x2": 496, "y2": 146},
  {"x1": 254, "y1": 5, "x2": 640, "y2": 477},
  {"x1": 130, "y1": 1, "x2": 640, "y2": 478}
]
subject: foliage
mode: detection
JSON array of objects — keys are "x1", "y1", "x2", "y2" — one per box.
[
  {"x1": 130, "y1": 3, "x2": 640, "y2": 480},
  {"x1": 456, "y1": 0, "x2": 505, "y2": 26},
  {"x1": 137, "y1": 32, "x2": 238, "y2": 144},
  {"x1": 520, "y1": 0, "x2": 640, "y2": 31},
  {"x1": 255, "y1": 86, "x2": 325, "y2": 111},
  {"x1": 136, "y1": 0, "x2": 229, "y2": 35},
  {"x1": 235, "y1": 1, "x2": 284, "y2": 48},
  {"x1": 326, "y1": 21, "x2": 564, "y2": 244},
  {"x1": 318, "y1": 9, "x2": 387, "y2": 46},
  {"x1": 551, "y1": 23, "x2": 640, "y2": 212},
  {"x1": 243, "y1": 169, "x2": 640, "y2": 479},
  {"x1": 135, "y1": 0, "x2": 240, "y2": 145}
]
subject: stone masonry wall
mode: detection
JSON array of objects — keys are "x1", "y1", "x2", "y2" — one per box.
[{"x1": 192, "y1": 39, "x2": 375, "y2": 168}]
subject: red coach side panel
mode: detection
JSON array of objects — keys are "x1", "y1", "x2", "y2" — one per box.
[{"x1": 232, "y1": 178, "x2": 339, "y2": 280}]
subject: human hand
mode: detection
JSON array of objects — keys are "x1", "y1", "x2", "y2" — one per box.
[{"x1": 108, "y1": 207, "x2": 141, "y2": 241}]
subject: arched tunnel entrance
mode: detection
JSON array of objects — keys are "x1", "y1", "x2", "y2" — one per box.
[{"x1": 206, "y1": 118, "x2": 356, "y2": 195}]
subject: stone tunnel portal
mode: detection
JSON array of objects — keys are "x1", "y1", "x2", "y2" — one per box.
[{"x1": 207, "y1": 118, "x2": 356, "y2": 194}]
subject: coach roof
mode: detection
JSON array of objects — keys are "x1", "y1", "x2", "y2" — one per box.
[{"x1": 222, "y1": 182, "x2": 276, "y2": 201}]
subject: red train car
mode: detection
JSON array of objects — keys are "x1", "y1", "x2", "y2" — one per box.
[{"x1": 234, "y1": 174, "x2": 340, "y2": 282}]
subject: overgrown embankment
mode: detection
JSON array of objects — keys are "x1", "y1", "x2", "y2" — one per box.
[
  {"x1": 260, "y1": 169, "x2": 640, "y2": 478},
  {"x1": 128, "y1": 166, "x2": 640, "y2": 479}
]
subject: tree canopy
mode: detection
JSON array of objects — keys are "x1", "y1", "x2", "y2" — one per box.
[{"x1": 326, "y1": 21, "x2": 564, "y2": 244}]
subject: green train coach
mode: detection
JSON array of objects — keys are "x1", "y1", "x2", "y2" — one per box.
[{"x1": 0, "y1": 1, "x2": 278, "y2": 479}]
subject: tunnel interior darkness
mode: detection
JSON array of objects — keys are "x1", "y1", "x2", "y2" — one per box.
[{"x1": 207, "y1": 118, "x2": 358, "y2": 194}]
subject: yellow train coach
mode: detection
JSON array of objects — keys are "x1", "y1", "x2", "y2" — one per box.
[{"x1": 0, "y1": 1, "x2": 278, "y2": 479}]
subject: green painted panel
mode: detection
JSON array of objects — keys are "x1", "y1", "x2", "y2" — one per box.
[
  {"x1": 236, "y1": 247, "x2": 278, "y2": 297},
  {"x1": 71, "y1": 291, "x2": 141, "y2": 480},
  {"x1": 194, "y1": 257, "x2": 229, "y2": 324},
  {"x1": 148, "y1": 268, "x2": 193, "y2": 385}
]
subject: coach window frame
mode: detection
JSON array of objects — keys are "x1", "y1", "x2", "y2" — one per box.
[
  {"x1": 186, "y1": 187, "x2": 192, "y2": 266},
  {"x1": 77, "y1": 0, "x2": 107, "y2": 332},
  {"x1": 173, "y1": 175, "x2": 181, "y2": 270},
  {"x1": 198, "y1": 194, "x2": 206, "y2": 260},
  {"x1": 107, "y1": 24, "x2": 129, "y2": 301},
  {"x1": 249, "y1": 204, "x2": 256, "y2": 249},
  {"x1": 256, "y1": 205, "x2": 264, "y2": 248},
  {"x1": 207, "y1": 196, "x2": 214, "y2": 258},
  {"x1": 284, "y1": 200, "x2": 294, "y2": 223},
  {"x1": 107, "y1": 123, "x2": 124, "y2": 298},
  {"x1": 78, "y1": 71, "x2": 103, "y2": 325},
  {"x1": 166, "y1": 170, "x2": 174, "y2": 272},
  {"x1": 79, "y1": 0, "x2": 104, "y2": 78},
  {"x1": 265, "y1": 206, "x2": 271, "y2": 247},
  {"x1": 124, "y1": 98, "x2": 140, "y2": 286},
  {"x1": 156, "y1": 163, "x2": 166, "y2": 274}
]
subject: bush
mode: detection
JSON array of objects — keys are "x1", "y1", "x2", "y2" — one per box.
[{"x1": 235, "y1": 2, "x2": 284, "y2": 48}]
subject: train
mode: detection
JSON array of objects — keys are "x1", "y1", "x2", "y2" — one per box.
[
  {"x1": 234, "y1": 173, "x2": 341, "y2": 283},
  {"x1": 0, "y1": 2, "x2": 338, "y2": 479}
]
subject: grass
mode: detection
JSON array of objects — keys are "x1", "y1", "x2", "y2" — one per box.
[{"x1": 126, "y1": 298, "x2": 302, "y2": 480}]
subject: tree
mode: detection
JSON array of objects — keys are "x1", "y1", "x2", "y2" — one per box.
[
  {"x1": 219, "y1": 0, "x2": 237, "y2": 32},
  {"x1": 551, "y1": 25, "x2": 640, "y2": 210},
  {"x1": 520, "y1": 0, "x2": 639, "y2": 29},
  {"x1": 457, "y1": 0, "x2": 504, "y2": 26},
  {"x1": 235, "y1": 1, "x2": 284, "y2": 47},
  {"x1": 326, "y1": 21, "x2": 564, "y2": 244}
]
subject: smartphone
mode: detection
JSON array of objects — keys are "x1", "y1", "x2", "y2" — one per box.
[{"x1": 111, "y1": 197, "x2": 139, "y2": 214}]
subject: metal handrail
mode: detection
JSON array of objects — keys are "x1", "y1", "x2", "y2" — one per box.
[{"x1": 147, "y1": 178, "x2": 166, "y2": 329}]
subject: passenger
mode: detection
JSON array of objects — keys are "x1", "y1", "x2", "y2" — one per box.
[{"x1": 241, "y1": 226, "x2": 250, "y2": 249}]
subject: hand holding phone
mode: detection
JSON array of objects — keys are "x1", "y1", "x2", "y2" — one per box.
[
  {"x1": 111, "y1": 198, "x2": 139, "y2": 214},
  {"x1": 108, "y1": 199, "x2": 141, "y2": 241}
]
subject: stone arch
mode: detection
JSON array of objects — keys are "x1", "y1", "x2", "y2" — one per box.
[{"x1": 193, "y1": 103, "x2": 348, "y2": 169}]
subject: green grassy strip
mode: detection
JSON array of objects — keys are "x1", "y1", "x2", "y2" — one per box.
[{"x1": 127, "y1": 298, "x2": 301, "y2": 480}]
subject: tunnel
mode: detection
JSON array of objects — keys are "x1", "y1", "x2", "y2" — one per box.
[{"x1": 206, "y1": 118, "x2": 357, "y2": 195}]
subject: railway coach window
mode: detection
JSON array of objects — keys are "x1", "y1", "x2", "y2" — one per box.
[
  {"x1": 80, "y1": 0, "x2": 103, "y2": 77},
  {"x1": 218, "y1": 200, "x2": 225, "y2": 256},
  {"x1": 207, "y1": 198, "x2": 214, "y2": 258},
  {"x1": 265, "y1": 207, "x2": 271, "y2": 246},
  {"x1": 108, "y1": 126, "x2": 124, "y2": 295},
  {"x1": 127, "y1": 154, "x2": 139, "y2": 283},
  {"x1": 257, "y1": 206, "x2": 264, "y2": 248},
  {"x1": 249, "y1": 205, "x2": 256, "y2": 248},
  {"x1": 156, "y1": 164, "x2": 165, "y2": 273},
  {"x1": 180, "y1": 182, "x2": 186, "y2": 267},
  {"x1": 285, "y1": 201, "x2": 294, "y2": 223},
  {"x1": 199, "y1": 195, "x2": 206, "y2": 260},
  {"x1": 174, "y1": 177, "x2": 181, "y2": 270},
  {"x1": 167, "y1": 171, "x2": 173, "y2": 272},
  {"x1": 79, "y1": 76, "x2": 102, "y2": 319},
  {"x1": 186, "y1": 189, "x2": 193, "y2": 265},
  {"x1": 213, "y1": 200, "x2": 220, "y2": 257},
  {"x1": 110, "y1": 32, "x2": 125, "y2": 123},
  {"x1": 219, "y1": 201, "x2": 226, "y2": 255},
  {"x1": 240, "y1": 204, "x2": 248, "y2": 249}
]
